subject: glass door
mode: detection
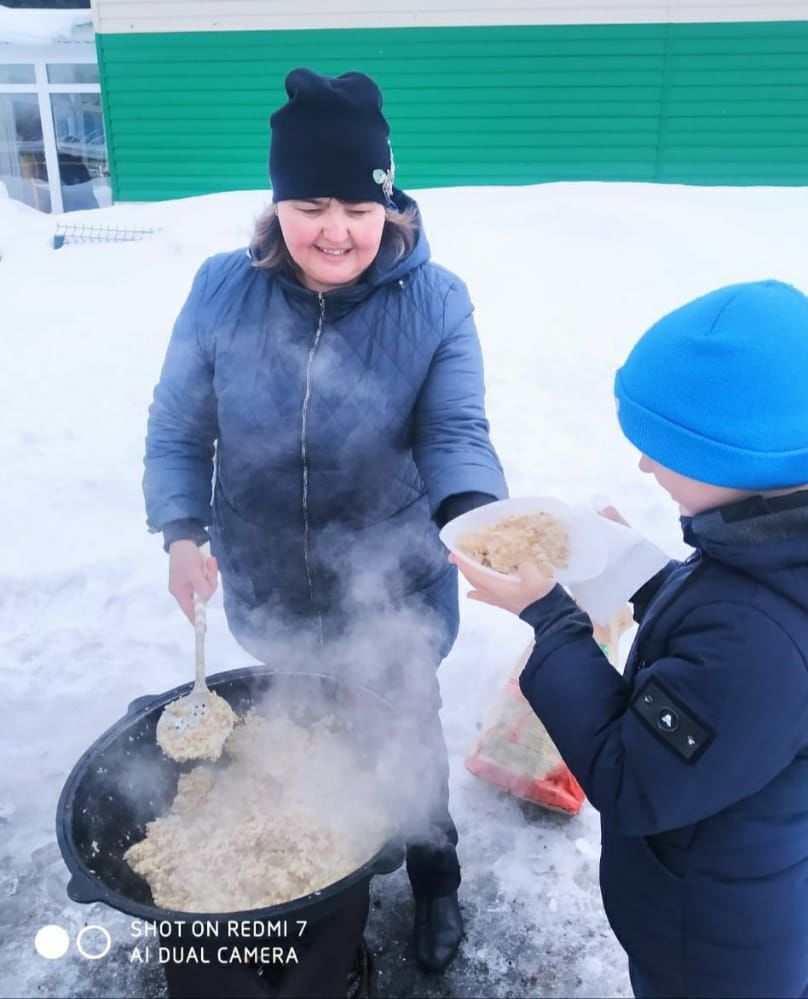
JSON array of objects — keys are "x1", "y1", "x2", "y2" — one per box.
[
  {"x1": 0, "y1": 57, "x2": 108, "y2": 213},
  {"x1": 0, "y1": 90, "x2": 51, "y2": 212}
]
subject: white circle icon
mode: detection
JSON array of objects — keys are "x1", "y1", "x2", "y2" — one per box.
[
  {"x1": 76, "y1": 924, "x2": 112, "y2": 960},
  {"x1": 34, "y1": 925, "x2": 70, "y2": 960}
]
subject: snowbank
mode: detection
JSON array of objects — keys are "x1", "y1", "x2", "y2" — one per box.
[
  {"x1": 2, "y1": 180, "x2": 808, "y2": 998},
  {"x1": 0, "y1": 5, "x2": 92, "y2": 45}
]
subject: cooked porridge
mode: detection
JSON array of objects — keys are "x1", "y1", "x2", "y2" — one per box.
[
  {"x1": 126, "y1": 713, "x2": 391, "y2": 912},
  {"x1": 457, "y1": 512, "x2": 570, "y2": 576},
  {"x1": 156, "y1": 689, "x2": 235, "y2": 763}
]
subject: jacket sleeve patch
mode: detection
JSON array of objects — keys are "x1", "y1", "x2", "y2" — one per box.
[{"x1": 630, "y1": 677, "x2": 715, "y2": 764}]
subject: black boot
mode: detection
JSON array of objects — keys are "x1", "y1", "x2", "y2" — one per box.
[{"x1": 413, "y1": 891, "x2": 464, "y2": 973}]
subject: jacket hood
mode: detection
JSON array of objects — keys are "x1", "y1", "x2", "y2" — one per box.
[
  {"x1": 682, "y1": 490, "x2": 808, "y2": 612},
  {"x1": 365, "y1": 188, "x2": 431, "y2": 284}
]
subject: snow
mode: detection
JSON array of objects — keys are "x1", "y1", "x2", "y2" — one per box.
[
  {"x1": 2, "y1": 180, "x2": 807, "y2": 998},
  {"x1": 0, "y1": 5, "x2": 93, "y2": 46}
]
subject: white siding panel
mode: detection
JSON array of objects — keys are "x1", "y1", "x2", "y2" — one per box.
[
  {"x1": 674, "y1": 2, "x2": 808, "y2": 16},
  {"x1": 92, "y1": 0, "x2": 808, "y2": 34}
]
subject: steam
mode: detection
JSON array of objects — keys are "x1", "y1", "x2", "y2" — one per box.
[
  {"x1": 229, "y1": 541, "x2": 455, "y2": 851},
  {"x1": 79, "y1": 492, "x2": 457, "y2": 915},
  {"x1": 129, "y1": 302, "x2": 463, "y2": 911}
]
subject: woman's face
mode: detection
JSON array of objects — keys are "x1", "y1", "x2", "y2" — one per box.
[{"x1": 276, "y1": 198, "x2": 386, "y2": 292}]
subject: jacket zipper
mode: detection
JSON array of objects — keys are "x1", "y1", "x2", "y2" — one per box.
[
  {"x1": 628, "y1": 556, "x2": 707, "y2": 680},
  {"x1": 300, "y1": 293, "x2": 326, "y2": 641}
]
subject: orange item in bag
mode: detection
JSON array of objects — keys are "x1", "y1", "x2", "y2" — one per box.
[{"x1": 465, "y1": 608, "x2": 633, "y2": 816}]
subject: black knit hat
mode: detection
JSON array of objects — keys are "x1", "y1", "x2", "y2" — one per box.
[{"x1": 269, "y1": 68, "x2": 395, "y2": 205}]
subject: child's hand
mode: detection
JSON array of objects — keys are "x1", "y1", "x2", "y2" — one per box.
[
  {"x1": 448, "y1": 554, "x2": 556, "y2": 615},
  {"x1": 597, "y1": 504, "x2": 630, "y2": 527}
]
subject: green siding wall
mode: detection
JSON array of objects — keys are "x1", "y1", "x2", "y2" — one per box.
[{"x1": 97, "y1": 22, "x2": 808, "y2": 201}]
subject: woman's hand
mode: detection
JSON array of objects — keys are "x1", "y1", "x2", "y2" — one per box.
[
  {"x1": 448, "y1": 554, "x2": 555, "y2": 615},
  {"x1": 168, "y1": 540, "x2": 219, "y2": 623}
]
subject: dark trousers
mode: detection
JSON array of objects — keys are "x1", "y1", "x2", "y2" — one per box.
[
  {"x1": 628, "y1": 961, "x2": 667, "y2": 999},
  {"x1": 629, "y1": 960, "x2": 808, "y2": 999},
  {"x1": 163, "y1": 883, "x2": 369, "y2": 999},
  {"x1": 404, "y1": 698, "x2": 460, "y2": 898}
]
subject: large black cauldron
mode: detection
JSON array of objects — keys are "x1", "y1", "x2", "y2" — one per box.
[{"x1": 56, "y1": 668, "x2": 404, "y2": 927}]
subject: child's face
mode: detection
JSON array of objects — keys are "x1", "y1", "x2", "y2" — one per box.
[{"x1": 638, "y1": 455, "x2": 751, "y2": 515}]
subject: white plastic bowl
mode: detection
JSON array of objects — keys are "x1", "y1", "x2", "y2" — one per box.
[{"x1": 439, "y1": 496, "x2": 609, "y2": 585}]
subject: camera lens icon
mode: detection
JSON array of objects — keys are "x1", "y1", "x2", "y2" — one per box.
[
  {"x1": 34, "y1": 925, "x2": 70, "y2": 960},
  {"x1": 76, "y1": 925, "x2": 112, "y2": 960},
  {"x1": 35, "y1": 924, "x2": 112, "y2": 960}
]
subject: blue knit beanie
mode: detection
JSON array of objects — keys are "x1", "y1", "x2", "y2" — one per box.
[
  {"x1": 269, "y1": 68, "x2": 394, "y2": 206},
  {"x1": 614, "y1": 280, "x2": 808, "y2": 488}
]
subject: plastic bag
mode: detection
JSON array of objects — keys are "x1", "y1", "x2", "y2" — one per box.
[{"x1": 465, "y1": 607, "x2": 633, "y2": 815}]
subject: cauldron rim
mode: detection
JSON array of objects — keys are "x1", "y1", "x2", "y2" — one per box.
[{"x1": 56, "y1": 666, "x2": 404, "y2": 924}]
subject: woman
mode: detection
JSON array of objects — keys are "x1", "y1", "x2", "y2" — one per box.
[{"x1": 144, "y1": 67, "x2": 507, "y2": 989}]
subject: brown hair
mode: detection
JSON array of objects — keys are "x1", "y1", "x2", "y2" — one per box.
[{"x1": 249, "y1": 201, "x2": 419, "y2": 273}]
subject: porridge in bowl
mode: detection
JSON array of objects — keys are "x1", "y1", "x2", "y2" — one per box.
[{"x1": 457, "y1": 512, "x2": 569, "y2": 577}]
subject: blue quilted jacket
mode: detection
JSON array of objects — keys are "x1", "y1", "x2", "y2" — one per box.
[{"x1": 143, "y1": 197, "x2": 506, "y2": 651}]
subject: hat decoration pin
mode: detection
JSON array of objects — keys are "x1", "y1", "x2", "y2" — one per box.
[{"x1": 373, "y1": 145, "x2": 395, "y2": 202}]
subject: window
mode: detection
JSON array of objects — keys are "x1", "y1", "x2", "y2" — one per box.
[
  {"x1": 0, "y1": 54, "x2": 107, "y2": 213},
  {"x1": 47, "y1": 63, "x2": 99, "y2": 85},
  {"x1": 0, "y1": 92, "x2": 50, "y2": 211},
  {"x1": 0, "y1": 64, "x2": 36, "y2": 85},
  {"x1": 50, "y1": 92, "x2": 109, "y2": 210}
]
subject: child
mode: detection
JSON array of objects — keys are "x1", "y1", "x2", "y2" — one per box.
[{"x1": 450, "y1": 280, "x2": 808, "y2": 998}]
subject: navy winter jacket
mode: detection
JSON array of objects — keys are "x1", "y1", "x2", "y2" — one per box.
[
  {"x1": 519, "y1": 492, "x2": 808, "y2": 997},
  {"x1": 143, "y1": 197, "x2": 506, "y2": 653}
]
